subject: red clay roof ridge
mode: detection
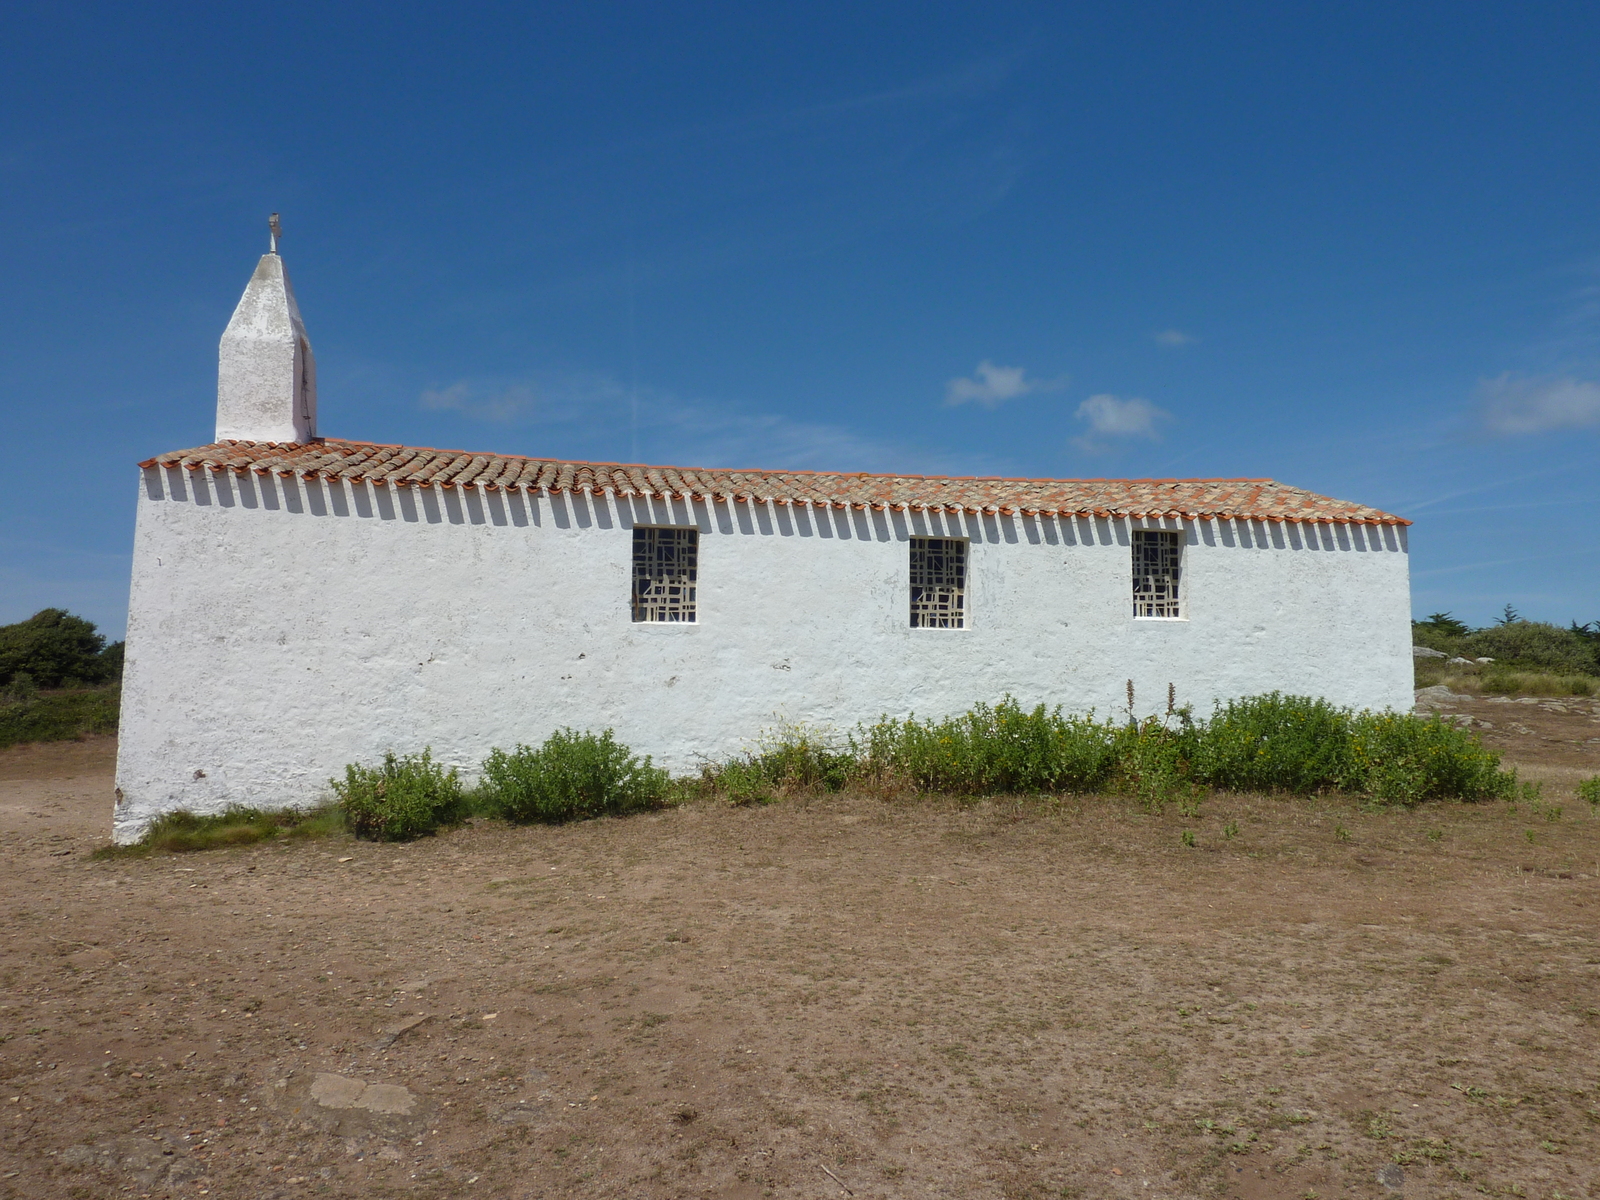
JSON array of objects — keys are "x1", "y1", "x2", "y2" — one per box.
[
  {"x1": 177, "y1": 436, "x2": 1285, "y2": 489},
  {"x1": 139, "y1": 437, "x2": 1409, "y2": 525}
]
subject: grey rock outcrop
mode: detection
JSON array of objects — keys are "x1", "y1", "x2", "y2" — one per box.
[{"x1": 60, "y1": 1137, "x2": 203, "y2": 1190}]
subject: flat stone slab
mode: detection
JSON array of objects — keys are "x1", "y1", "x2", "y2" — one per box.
[
  {"x1": 309, "y1": 1073, "x2": 418, "y2": 1115},
  {"x1": 263, "y1": 1072, "x2": 431, "y2": 1136},
  {"x1": 1413, "y1": 685, "x2": 1473, "y2": 711}
]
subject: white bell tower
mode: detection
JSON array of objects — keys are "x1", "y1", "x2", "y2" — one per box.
[{"x1": 215, "y1": 214, "x2": 317, "y2": 444}]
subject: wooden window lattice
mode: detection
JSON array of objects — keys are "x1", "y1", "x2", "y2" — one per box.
[
  {"x1": 1132, "y1": 529, "x2": 1182, "y2": 618},
  {"x1": 909, "y1": 537, "x2": 967, "y2": 629},
  {"x1": 632, "y1": 527, "x2": 698, "y2": 623}
]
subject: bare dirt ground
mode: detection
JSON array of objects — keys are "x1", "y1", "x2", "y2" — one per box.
[
  {"x1": 2, "y1": 716, "x2": 1598, "y2": 1200},
  {"x1": 1413, "y1": 690, "x2": 1600, "y2": 775}
]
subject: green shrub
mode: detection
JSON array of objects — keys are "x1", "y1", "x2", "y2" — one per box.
[
  {"x1": 1578, "y1": 777, "x2": 1600, "y2": 809},
  {"x1": 0, "y1": 684, "x2": 120, "y2": 748},
  {"x1": 856, "y1": 697, "x2": 1119, "y2": 795},
  {"x1": 333, "y1": 749, "x2": 467, "y2": 841},
  {"x1": 1464, "y1": 622, "x2": 1598, "y2": 676},
  {"x1": 1410, "y1": 621, "x2": 1467, "y2": 657},
  {"x1": 704, "y1": 722, "x2": 855, "y2": 803},
  {"x1": 1189, "y1": 693, "x2": 1357, "y2": 794},
  {"x1": 713, "y1": 759, "x2": 777, "y2": 806},
  {"x1": 480, "y1": 729, "x2": 669, "y2": 822},
  {"x1": 750, "y1": 724, "x2": 854, "y2": 791},
  {"x1": 1175, "y1": 694, "x2": 1513, "y2": 806},
  {"x1": 850, "y1": 693, "x2": 1513, "y2": 808},
  {"x1": 1345, "y1": 712, "x2": 1514, "y2": 806},
  {"x1": 94, "y1": 804, "x2": 344, "y2": 858}
]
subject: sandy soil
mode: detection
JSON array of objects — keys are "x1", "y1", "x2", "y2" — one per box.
[{"x1": 1, "y1": 720, "x2": 1597, "y2": 1200}]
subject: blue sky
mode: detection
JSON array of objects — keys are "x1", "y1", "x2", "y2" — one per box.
[{"x1": 4, "y1": 2, "x2": 1598, "y2": 639}]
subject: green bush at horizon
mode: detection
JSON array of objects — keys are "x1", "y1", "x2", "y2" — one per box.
[
  {"x1": 1413, "y1": 611, "x2": 1599, "y2": 677},
  {"x1": 0, "y1": 609, "x2": 124, "y2": 689},
  {"x1": 0, "y1": 608, "x2": 126, "y2": 749}
]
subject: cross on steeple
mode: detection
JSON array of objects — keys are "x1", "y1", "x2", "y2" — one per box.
[{"x1": 269, "y1": 212, "x2": 282, "y2": 254}]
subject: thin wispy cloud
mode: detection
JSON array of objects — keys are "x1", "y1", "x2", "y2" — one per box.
[
  {"x1": 595, "y1": 52, "x2": 1022, "y2": 155},
  {"x1": 1395, "y1": 458, "x2": 1595, "y2": 514},
  {"x1": 418, "y1": 372, "x2": 983, "y2": 476},
  {"x1": 1478, "y1": 373, "x2": 1600, "y2": 435},
  {"x1": 1153, "y1": 329, "x2": 1197, "y2": 348},
  {"x1": 1412, "y1": 545, "x2": 1600, "y2": 579},
  {"x1": 1514, "y1": 258, "x2": 1600, "y2": 365},
  {"x1": 1072, "y1": 393, "x2": 1170, "y2": 452},
  {"x1": 514, "y1": 52, "x2": 1037, "y2": 307},
  {"x1": 943, "y1": 361, "x2": 1067, "y2": 408},
  {"x1": 420, "y1": 382, "x2": 537, "y2": 423}
]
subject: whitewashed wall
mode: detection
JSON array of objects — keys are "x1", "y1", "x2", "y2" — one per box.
[{"x1": 113, "y1": 465, "x2": 1412, "y2": 841}]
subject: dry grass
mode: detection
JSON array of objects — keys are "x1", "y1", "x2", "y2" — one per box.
[{"x1": 1415, "y1": 659, "x2": 1596, "y2": 698}]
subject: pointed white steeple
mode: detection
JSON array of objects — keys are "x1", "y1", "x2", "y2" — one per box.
[{"x1": 216, "y1": 214, "x2": 317, "y2": 444}]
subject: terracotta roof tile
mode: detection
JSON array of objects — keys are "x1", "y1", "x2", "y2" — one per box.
[{"x1": 139, "y1": 438, "x2": 1409, "y2": 525}]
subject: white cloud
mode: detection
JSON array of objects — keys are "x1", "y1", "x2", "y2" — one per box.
[
  {"x1": 1478, "y1": 373, "x2": 1600, "y2": 435},
  {"x1": 1154, "y1": 329, "x2": 1198, "y2": 348},
  {"x1": 1076, "y1": 393, "x2": 1166, "y2": 436},
  {"x1": 1072, "y1": 393, "x2": 1169, "y2": 452},
  {"x1": 944, "y1": 360, "x2": 1067, "y2": 408}
]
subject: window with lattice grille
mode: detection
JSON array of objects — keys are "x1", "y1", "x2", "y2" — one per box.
[
  {"x1": 1132, "y1": 529, "x2": 1182, "y2": 618},
  {"x1": 631, "y1": 527, "x2": 698, "y2": 622},
  {"x1": 909, "y1": 537, "x2": 967, "y2": 628}
]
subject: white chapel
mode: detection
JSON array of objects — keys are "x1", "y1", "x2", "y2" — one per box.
[{"x1": 113, "y1": 232, "x2": 1413, "y2": 841}]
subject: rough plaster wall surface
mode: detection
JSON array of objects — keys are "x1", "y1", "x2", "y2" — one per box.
[
  {"x1": 113, "y1": 467, "x2": 1412, "y2": 841},
  {"x1": 214, "y1": 255, "x2": 317, "y2": 444}
]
